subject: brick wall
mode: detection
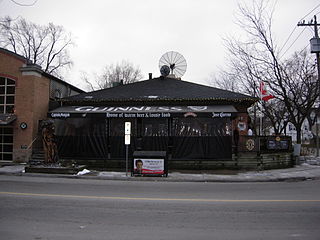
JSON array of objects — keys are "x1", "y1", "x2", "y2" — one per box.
[{"x1": 0, "y1": 50, "x2": 50, "y2": 163}]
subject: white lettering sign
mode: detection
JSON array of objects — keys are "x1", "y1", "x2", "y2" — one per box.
[{"x1": 51, "y1": 113, "x2": 70, "y2": 118}]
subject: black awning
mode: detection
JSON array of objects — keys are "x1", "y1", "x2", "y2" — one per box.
[
  {"x1": 0, "y1": 114, "x2": 17, "y2": 125},
  {"x1": 49, "y1": 105, "x2": 237, "y2": 119}
]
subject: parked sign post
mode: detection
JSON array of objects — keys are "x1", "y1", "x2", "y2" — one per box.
[{"x1": 125, "y1": 122, "x2": 131, "y2": 176}]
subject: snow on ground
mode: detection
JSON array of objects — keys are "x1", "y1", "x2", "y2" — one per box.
[
  {"x1": 0, "y1": 165, "x2": 25, "y2": 173},
  {"x1": 76, "y1": 169, "x2": 91, "y2": 175}
]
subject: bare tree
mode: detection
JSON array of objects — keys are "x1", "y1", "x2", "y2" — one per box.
[
  {"x1": 0, "y1": 16, "x2": 74, "y2": 78},
  {"x1": 210, "y1": 0, "x2": 318, "y2": 143},
  {"x1": 207, "y1": 72, "x2": 240, "y2": 92},
  {"x1": 83, "y1": 60, "x2": 143, "y2": 91}
]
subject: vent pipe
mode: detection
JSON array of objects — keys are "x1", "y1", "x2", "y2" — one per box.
[{"x1": 149, "y1": 73, "x2": 152, "y2": 79}]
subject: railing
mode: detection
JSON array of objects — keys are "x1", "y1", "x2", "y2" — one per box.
[{"x1": 27, "y1": 136, "x2": 38, "y2": 150}]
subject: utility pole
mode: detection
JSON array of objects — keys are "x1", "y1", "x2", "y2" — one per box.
[{"x1": 298, "y1": 15, "x2": 320, "y2": 156}]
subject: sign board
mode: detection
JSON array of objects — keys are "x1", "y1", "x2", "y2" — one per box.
[
  {"x1": 267, "y1": 140, "x2": 289, "y2": 150},
  {"x1": 125, "y1": 122, "x2": 131, "y2": 135},
  {"x1": 49, "y1": 105, "x2": 237, "y2": 119},
  {"x1": 133, "y1": 158, "x2": 165, "y2": 175},
  {"x1": 125, "y1": 134, "x2": 131, "y2": 145}
]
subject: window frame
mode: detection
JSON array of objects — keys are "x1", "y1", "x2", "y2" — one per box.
[{"x1": 0, "y1": 77, "x2": 15, "y2": 114}]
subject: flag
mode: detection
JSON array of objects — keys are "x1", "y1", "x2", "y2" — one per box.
[{"x1": 259, "y1": 81, "x2": 275, "y2": 101}]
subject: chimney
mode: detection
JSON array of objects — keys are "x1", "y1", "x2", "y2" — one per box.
[{"x1": 149, "y1": 73, "x2": 152, "y2": 80}]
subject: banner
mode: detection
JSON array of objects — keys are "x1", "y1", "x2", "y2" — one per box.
[{"x1": 133, "y1": 158, "x2": 165, "y2": 175}]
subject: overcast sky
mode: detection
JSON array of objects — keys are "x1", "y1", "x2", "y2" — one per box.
[{"x1": 1, "y1": 0, "x2": 320, "y2": 90}]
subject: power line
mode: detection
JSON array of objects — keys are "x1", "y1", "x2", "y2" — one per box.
[
  {"x1": 280, "y1": 27, "x2": 307, "y2": 59},
  {"x1": 279, "y1": 3, "x2": 320, "y2": 55},
  {"x1": 298, "y1": 3, "x2": 320, "y2": 23},
  {"x1": 279, "y1": 26, "x2": 297, "y2": 54},
  {"x1": 9, "y1": 0, "x2": 38, "y2": 7},
  {"x1": 298, "y1": 43, "x2": 310, "y2": 55}
]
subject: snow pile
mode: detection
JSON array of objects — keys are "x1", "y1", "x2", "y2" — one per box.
[
  {"x1": 0, "y1": 165, "x2": 25, "y2": 173},
  {"x1": 77, "y1": 169, "x2": 91, "y2": 175},
  {"x1": 302, "y1": 156, "x2": 320, "y2": 166}
]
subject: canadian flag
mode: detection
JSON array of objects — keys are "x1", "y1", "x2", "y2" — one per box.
[{"x1": 259, "y1": 81, "x2": 275, "y2": 101}]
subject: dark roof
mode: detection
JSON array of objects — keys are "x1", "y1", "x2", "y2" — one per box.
[{"x1": 62, "y1": 77, "x2": 257, "y2": 107}]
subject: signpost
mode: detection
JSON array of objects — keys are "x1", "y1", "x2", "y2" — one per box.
[{"x1": 125, "y1": 122, "x2": 131, "y2": 176}]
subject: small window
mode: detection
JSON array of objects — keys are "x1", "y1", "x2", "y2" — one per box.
[
  {"x1": 4, "y1": 135, "x2": 13, "y2": 143},
  {"x1": 7, "y1": 86, "x2": 15, "y2": 94},
  {"x1": 3, "y1": 153, "x2": 12, "y2": 160},
  {"x1": 3, "y1": 144, "x2": 12, "y2": 152},
  {"x1": 0, "y1": 78, "x2": 5, "y2": 85},
  {"x1": 3, "y1": 128, "x2": 13, "y2": 134},
  {"x1": 6, "y1": 96, "x2": 14, "y2": 104},
  {"x1": 0, "y1": 87, "x2": 5, "y2": 94},
  {"x1": 0, "y1": 77, "x2": 15, "y2": 114},
  {"x1": 7, "y1": 79, "x2": 15, "y2": 85},
  {"x1": 5, "y1": 105, "x2": 14, "y2": 114}
]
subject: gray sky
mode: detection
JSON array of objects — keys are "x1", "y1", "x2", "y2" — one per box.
[{"x1": 1, "y1": 0, "x2": 320, "y2": 90}]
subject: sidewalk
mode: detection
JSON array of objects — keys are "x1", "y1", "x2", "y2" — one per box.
[{"x1": 1, "y1": 157, "x2": 320, "y2": 182}]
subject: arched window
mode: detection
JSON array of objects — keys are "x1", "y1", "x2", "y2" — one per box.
[{"x1": 0, "y1": 77, "x2": 15, "y2": 114}]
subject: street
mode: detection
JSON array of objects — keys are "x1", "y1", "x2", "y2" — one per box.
[{"x1": 0, "y1": 175, "x2": 320, "y2": 240}]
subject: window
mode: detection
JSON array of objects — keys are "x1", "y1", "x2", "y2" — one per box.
[
  {"x1": 0, "y1": 77, "x2": 15, "y2": 114},
  {"x1": 172, "y1": 118, "x2": 231, "y2": 136},
  {"x1": 142, "y1": 119, "x2": 168, "y2": 136},
  {"x1": 0, "y1": 126, "x2": 13, "y2": 161}
]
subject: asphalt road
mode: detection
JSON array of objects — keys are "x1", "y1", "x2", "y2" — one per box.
[{"x1": 0, "y1": 175, "x2": 320, "y2": 240}]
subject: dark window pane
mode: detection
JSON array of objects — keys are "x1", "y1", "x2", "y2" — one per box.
[
  {"x1": 0, "y1": 77, "x2": 5, "y2": 85},
  {"x1": 3, "y1": 127, "x2": 13, "y2": 134},
  {"x1": 0, "y1": 96, "x2": 4, "y2": 104},
  {"x1": 0, "y1": 106, "x2": 4, "y2": 114},
  {"x1": 7, "y1": 86, "x2": 15, "y2": 94},
  {"x1": 4, "y1": 136, "x2": 13, "y2": 143},
  {"x1": 5, "y1": 105, "x2": 14, "y2": 114},
  {"x1": 6, "y1": 96, "x2": 14, "y2": 104},
  {"x1": 0, "y1": 87, "x2": 5, "y2": 94},
  {"x1": 7, "y1": 79, "x2": 15, "y2": 85},
  {"x1": 3, "y1": 145, "x2": 12, "y2": 152},
  {"x1": 3, "y1": 154, "x2": 12, "y2": 160}
]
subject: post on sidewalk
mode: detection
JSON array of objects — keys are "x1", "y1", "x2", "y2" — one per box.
[{"x1": 124, "y1": 122, "x2": 131, "y2": 177}]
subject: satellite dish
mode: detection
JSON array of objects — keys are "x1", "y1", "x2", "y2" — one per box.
[
  {"x1": 159, "y1": 51, "x2": 187, "y2": 78},
  {"x1": 160, "y1": 65, "x2": 170, "y2": 77}
]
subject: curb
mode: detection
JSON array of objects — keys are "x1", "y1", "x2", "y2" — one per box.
[{"x1": 1, "y1": 170, "x2": 320, "y2": 183}]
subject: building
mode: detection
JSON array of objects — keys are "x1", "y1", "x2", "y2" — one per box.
[
  {"x1": 50, "y1": 75, "x2": 257, "y2": 169},
  {"x1": 0, "y1": 47, "x2": 84, "y2": 164}
]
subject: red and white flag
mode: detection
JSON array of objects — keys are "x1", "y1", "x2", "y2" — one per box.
[{"x1": 259, "y1": 81, "x2": 275, "y2": 101}]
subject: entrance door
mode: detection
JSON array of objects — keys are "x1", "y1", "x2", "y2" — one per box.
[{"x1": 0, "y1": 126, "x2": 13, "y2": 161}]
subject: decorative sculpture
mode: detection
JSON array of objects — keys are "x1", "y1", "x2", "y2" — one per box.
[{"x1": 41, "y1": 120, "x2": 58, "y2": 164}]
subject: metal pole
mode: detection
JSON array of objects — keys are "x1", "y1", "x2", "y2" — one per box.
[
  {"x1": 315, "y1": 15, "x2": 320, "y2": 157},
  {"x1": 125, "y1": 145, "x2": 128, "y2": 177},
  {"x1": 316, "y1": 121, "x2": 319, "y2": 157}
]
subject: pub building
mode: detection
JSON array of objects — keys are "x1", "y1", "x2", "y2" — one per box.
[{"x1": 50, "y1": 75, "x2": 257, "y2": 170}]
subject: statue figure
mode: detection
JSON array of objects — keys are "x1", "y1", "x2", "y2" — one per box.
[{"x1": 41, "y1": 120, "x2": 58, "y2": 164}]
